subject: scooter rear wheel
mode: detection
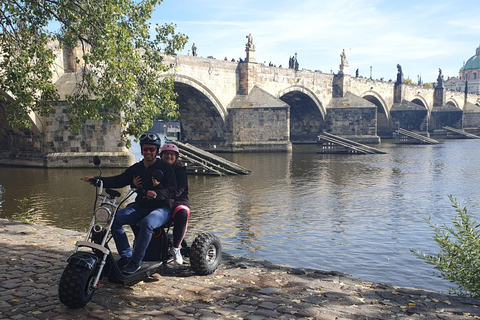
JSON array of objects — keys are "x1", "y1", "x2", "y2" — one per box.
[
  {"x1": 190, "y1": 232, "x2": 222, "y2": 275},
  {"x1": 58, "y1": 264, "x2": 96, "y2": 308}
]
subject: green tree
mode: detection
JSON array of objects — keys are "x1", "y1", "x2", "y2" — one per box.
[
  {"x1": 1, "y1": 0, "x2": 188, "y2": 142},
  {"x1": 411, "y1": 195, "x2": 480, "y2": 298},
  {"x1": 423, "y1": 83, "x2": 433, "y2": 89}
]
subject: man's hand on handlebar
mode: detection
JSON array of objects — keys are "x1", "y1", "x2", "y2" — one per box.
[
  {"x1": 82, "y1": 176, "x2": 95, "y2": 184},
  {"x1": 82, "y1": 176, "x2": 102, "y2": 187}
]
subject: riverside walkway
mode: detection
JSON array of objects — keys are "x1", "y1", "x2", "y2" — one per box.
[{"x1": 1, "y1": 218, "x2": 479, "y2": 320}]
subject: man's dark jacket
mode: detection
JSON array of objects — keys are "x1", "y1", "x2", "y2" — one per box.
[{"x1": 98, "y1": 158, "x2": 176, "y2": 210}]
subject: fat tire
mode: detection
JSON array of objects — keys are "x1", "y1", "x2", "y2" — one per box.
[
  {"x1": 190, "y1": 232, "x2": 222, "y2": 275},
  {"x1": 58, "y1": 264, "x2": 96, "y2": 308}
]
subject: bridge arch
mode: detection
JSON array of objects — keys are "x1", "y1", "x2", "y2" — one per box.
[
  {"x1": 170, "y1": 74, "x2": 228, "y2": 145},
  {"x1": 277, "y1": 86, "x2": 326, "y2": 118},
  {"x1": 411, "y1": 95, "x2": 430, "y2": 110},
  {"x1": 446, "y1": 98, "x2": 460, "y2": 109},
  {"x1": 361, "y1": 90, "x2": 390, "y2": 135},
  {"x1": 278, "y1": 86, "x2": 326, "y2": 143},
  {"x1": 171, "y1": 74, "x2": 227, "y2": 121}
]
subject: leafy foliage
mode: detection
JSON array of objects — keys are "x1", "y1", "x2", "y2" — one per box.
[
  {"x1": 411, "y1": 195, "x2": 480, "y2": 298},
  {"x1": 423, "y1": 83, "x2": 433, "y2": 89},
  {"x1": 1, "y1": 0, "x2": 188, "y2": 140}
]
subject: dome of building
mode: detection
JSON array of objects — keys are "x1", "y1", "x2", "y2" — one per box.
[
  {"x1": 458, "y1": 44, "x2": 480, "y2": 94},
  {"x1": 460, "y1": 45, "x2": 480, "y2": 72}
]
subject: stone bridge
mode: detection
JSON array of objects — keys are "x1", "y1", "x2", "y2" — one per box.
[
  {"x1": 2, "y1": 45, "x2": 480, "y2": 167},
  {"x1": 163, "y1": 53, "x2": 480, "y2": 152}
]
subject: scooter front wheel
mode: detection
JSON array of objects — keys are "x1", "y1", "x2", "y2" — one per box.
[{"x1": 58, "y1": 263, "x2": 97, "y2": 308}]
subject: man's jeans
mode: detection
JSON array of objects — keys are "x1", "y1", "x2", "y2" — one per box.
[{"x1": 112, "y1": 203, "x2": 171, "y2": 265}]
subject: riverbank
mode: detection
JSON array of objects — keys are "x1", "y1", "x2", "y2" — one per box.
[{"x1": 1, "y1": 218, "x2": 479, "y2": 320}]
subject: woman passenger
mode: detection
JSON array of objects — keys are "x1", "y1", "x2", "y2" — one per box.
[{"x1": 160, "y1": 143, "x2": 190, "y2": 265}]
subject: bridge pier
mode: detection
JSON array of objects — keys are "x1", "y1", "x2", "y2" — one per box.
[
  {"x1": 226, "y1": 86, "x2": 292, "y2": 152},
  {"x1": 326, "y1": 73, "x2": 380, "y2": 143},
  {"x1": 430, "y1": 72, "x2": 463, "y2": 134}
]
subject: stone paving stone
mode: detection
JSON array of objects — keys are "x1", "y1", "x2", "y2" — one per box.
[
  {"x1": 244, "y1": 297, "x2": 261, "y2": 306},
  {"x1": 254, "y1": 308, "x2": 281, "y2": 317},
  {"x1": 276, "y1": 305, "x2": 299, "y2": 314},
  {"x1": 197, "y1": 312, "x2": 219, "y2": 320},
  {"x1": 236, "y1": 304, "x2": 258, "y2": 312},
  {"x1": 36, "y1": 311, "x2": 59, "y2": 319},
  {"x1": 2, "y1": 279, "x2": 23, "y2": 289}
]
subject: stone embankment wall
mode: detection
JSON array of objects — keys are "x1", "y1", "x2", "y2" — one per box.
[{"x1": 0, "y1": 102, "x2": 134, "y2": 168}]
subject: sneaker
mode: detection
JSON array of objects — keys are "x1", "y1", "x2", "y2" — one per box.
[
  {"x1": 122, "y1": 260, "x2": 140, "y2": 274},
  {"x1": 169, "y1": 246, "x2": 183, "y2": 265},
  {"x1": 117, "y1": 257, "x2": 131, "y2": 269}
]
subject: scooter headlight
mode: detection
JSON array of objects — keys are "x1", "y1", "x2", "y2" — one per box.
[{"x1": 94, "y1": 206, "x2": 111, "y2": 222}]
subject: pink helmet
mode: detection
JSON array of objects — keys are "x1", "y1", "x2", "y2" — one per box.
[{"x1": 160, "y1": 143, "x2": 179, "y2": 155}]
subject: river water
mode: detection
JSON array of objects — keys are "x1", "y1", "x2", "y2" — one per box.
[{"x1": 1, "y1": 139, "x2": 480, "y2": 293}]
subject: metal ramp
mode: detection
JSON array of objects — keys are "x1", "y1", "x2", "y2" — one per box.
[
  {"x1": 443, "y1": 126, "x2": 480, "y2": 139},
  {"x1": 171, "y1": 141, "x2": 251, "y2": 176},
  {"x1": 317, "y1": 132, "x2": 386, "y2": 154},
  {"x1": 395, "y1": 128, "x2": 440, "y2": 144}
]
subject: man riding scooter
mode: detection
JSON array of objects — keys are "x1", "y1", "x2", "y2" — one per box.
[{"x1": 82, "y1": 132, "x2": 176, "y2": 274}]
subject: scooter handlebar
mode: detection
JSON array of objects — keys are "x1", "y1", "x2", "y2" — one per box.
[{"x1": 88, "y1": 178, "x2": 102, "y2": 187}]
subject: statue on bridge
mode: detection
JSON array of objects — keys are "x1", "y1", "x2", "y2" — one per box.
[
  {"x1": 191, "y1": 43, "x2": 197, "y2": 57},
  {"x1": 289, "y1": 53, "x2": 299, "y2": 71},
  {"x1": 339, "y1": 49, "x2": 349, "y2": 74},
  {"x1": 396, "y1": 64, "x2": 404, "y2": 84},
  {"x1": 246, "y1": 33, "x2": 255, "y2": 50},
  {"x1": 437, "y1": 68, "x2": 444, "y2": 88},
  {"x1": 245, "y1": 34, "x2": 256, "y2": 62}
]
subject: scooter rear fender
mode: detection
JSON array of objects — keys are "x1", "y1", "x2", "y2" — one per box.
[{"x1": 67, "y1": 251, "x2": 99, "y2": 270}]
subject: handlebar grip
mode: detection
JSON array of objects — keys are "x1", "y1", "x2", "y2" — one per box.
[{"x1": 89, "y1": 178, "x2": 101, "y2": 187}]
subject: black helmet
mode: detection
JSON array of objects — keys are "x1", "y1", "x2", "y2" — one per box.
[{"x1": 139, "y1": 132, "x2": 161, "y2": 147}]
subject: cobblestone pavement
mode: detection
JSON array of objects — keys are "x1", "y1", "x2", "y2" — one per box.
[{"x1": 1, "y1": 218, "x2": 480, "y2": 320}]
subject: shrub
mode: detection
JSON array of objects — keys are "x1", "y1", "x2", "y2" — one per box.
[{"x1": 411, "y1": 195, "x2": 480, "y2": 298}]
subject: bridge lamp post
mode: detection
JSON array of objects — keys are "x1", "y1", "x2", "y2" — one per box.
[{"x1": 370, "y1": 66, "x2": 372, "y2": 80}]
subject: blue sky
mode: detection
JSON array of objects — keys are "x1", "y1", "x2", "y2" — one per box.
[{"x1": 152, "y1": 0, "x2": 479, "y2": 83}]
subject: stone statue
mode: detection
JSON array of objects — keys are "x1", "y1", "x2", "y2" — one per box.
[
  {"x1": 340, "y1": 49, "x2": 347, "y2": 65},
  {"x1": 396, "y1": 64, "x2": 403, "y2": 84},
  {"x1": 437, "y1": 68, "x2": 444, "y2": 87},
  {"x1": 191, "y1": 43, "x2": 197, "y2": 56},
  {"x1": 289, "y1": 53, "x2": 299, "y2": 70},
  {"x1": 246, "y1": 33, "x2": 255, "y2": 50},
  {"x1": 355, "y1": 68, "x2": 359, "y2": 77},
  {"x1": 339, "y1": 49, "x2": 348, "y2": 73}
]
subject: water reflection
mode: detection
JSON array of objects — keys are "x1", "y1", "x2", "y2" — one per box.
[{"x1": 2, "y1": 140, "x2": 480, "y2": 293}]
